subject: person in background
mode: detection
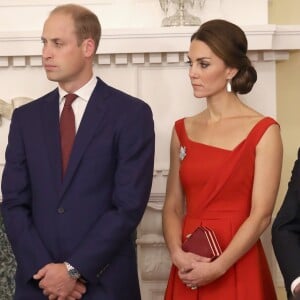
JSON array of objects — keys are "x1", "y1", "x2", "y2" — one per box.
[
  {"x1": 272, "y1": 150, "x2": 300, "y2": 300},
  {"x1": 1, "y1": 4, "x2": 155, "y2": 300},
  {"x1": 162, "y1": 19, "x2": 282, "y2": 300}
]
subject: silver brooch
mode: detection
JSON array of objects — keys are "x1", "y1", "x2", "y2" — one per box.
[{"x1": 179, "y1": 146, "x2": 186, "y2": 161}]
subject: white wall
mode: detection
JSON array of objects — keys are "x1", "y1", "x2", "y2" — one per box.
[{"x1": 0, "y1": 0, "x2": 268, "y2": 32}]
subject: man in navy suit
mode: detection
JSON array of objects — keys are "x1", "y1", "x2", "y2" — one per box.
[
  {"x1": 272, "y1": 149, "x2": 300, "y2": 300},
  {"x1": 1, "y1": 4, "x2": 155, "y2": 299}
]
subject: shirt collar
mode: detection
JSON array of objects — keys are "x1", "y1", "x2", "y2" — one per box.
[{"x1": 59, "y1": 75, "x2": 97, "y2": 104}]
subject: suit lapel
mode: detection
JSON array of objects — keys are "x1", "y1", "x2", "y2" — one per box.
[
  {"x1": 59, "y1": 79, "x2": 108, "y2": 199},
  {"x1": 41, "y1": 89, "x2": 62, "y2": 194}
]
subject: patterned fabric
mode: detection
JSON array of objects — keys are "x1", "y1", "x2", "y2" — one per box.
[{"x1": 0, "y1": 207, "x2": 16, "y2": 300}]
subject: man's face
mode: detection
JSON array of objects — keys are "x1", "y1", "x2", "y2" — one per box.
[{"x1": 41, "y1": 13, "x2": 87, "y2": 88}]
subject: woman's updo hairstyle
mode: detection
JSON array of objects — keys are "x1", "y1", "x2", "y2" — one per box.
[{"x1": 191, "y1": 19, "x2": 257, "y2": 94}]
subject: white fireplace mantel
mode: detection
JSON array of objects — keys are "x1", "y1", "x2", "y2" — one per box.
[{"x1": 1, "y1": 25, "x2": 300, "y2": 58}]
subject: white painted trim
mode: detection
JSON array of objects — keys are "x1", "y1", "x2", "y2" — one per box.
[{"x1": 1, "y1": 25, "x2": 300, "y2": 58}]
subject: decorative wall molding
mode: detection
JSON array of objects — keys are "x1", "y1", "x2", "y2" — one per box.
[
  {"x1": 0, "y1": 53, "x2": 286, "y2": 69},
  {"x1": 1, "y1": 25, "x2": 300, "y2": 60},
  {"x1": 0, "y1": 51, "x2": 292, "y2": 69}
]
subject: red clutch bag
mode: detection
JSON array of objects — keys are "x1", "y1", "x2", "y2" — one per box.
[{"x1": 182, "y1": 226, "x2": 222, "y2": 260}]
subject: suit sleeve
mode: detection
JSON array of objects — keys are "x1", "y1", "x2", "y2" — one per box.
[
  {"x1": 67, "y1": 101, "x2": 155, "y2": 283},
  {"x1": 1, "y1": 109, "x2": 53, "y2": 282},
  {"x1": 272, "y1": 148, "x2": 300, "y2": 296}
]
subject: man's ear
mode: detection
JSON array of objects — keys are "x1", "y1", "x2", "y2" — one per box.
[{"x1": 82, "y1": 38, "x2": 96, "y2": 58}]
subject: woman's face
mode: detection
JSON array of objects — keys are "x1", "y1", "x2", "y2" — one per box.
[{"x1": 187, "y1": 40, "x2": 233, "y2": 99}]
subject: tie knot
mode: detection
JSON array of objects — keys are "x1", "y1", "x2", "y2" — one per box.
[{"x1": 64, "y1": 94, "x2": 77, "y2": 106}]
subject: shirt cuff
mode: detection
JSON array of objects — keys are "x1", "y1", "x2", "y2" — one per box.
[{"x1": 291, "y1": 276, "x2": 300, "y2": 295}]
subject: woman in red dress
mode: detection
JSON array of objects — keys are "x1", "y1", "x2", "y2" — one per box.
[{"x1": 162, "y1": 19, "x2": 282, "y2": 300}]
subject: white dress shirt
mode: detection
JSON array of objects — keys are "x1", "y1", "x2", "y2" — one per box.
[{"x1": 59, "y1": 75, "x2": 97, "y2": 132}]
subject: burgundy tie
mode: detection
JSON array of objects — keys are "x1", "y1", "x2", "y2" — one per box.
[{"x1": 60, "y1": 93, "x2": 77, "y2": 177}]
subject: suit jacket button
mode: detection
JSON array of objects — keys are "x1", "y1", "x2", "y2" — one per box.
[{"x1": 57, "y1": 207, "x2": 65, "y2": 214}]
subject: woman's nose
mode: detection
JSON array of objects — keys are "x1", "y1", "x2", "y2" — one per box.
[{"x1": 189, "y1": 66, "x2": 197, "y2": 78}]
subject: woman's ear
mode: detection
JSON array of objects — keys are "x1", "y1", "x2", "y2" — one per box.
[{"x1": 226, "y1": 67, "x2": 238, "y2": 80}]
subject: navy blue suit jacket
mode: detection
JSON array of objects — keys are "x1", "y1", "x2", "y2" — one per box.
[
  {"x1": 272, "y1": 148, "x2": 300, "y2": 299},
  {"x1": 1, "y1": 77, "x2": 155, "y2": 299}
]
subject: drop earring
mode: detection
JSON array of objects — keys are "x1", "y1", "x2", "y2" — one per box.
[{"x1": 226, "y1": 79, "x2": 232, "y2": 93}]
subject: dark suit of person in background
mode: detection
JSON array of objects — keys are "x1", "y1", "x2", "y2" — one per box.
[
  {"x1": 272, "y1": 148, "x2": 300, "y2": 300},
  {"x1": 1, "y1": 4, "x2": 155, "y2": 299}
]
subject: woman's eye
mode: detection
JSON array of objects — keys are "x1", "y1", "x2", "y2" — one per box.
[
  {"x1": 200, "y1": 62, "x2": 209, "y2": 68},
  {"x1": 185, "y1": 60, "x2": 192, "y2": 66}
]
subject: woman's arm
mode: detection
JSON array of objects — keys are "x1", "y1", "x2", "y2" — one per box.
[
  {"x1": 217, "y1": 124, "x2": 282, "y2": 271},
  {"x1": 162, "y1": 128, "x2": 206, "y2": 272}
]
